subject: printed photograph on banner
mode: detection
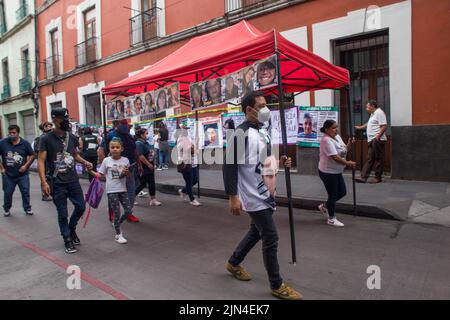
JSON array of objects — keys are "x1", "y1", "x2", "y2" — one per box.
[
  {"x1": 190, "y1": 82, "x2": 204, "y2": 110},
  {"x1": 298, "y1": 110, "x2": 319, "y2": 140},
  {"x1": 222, "y1": 71, "x2": 242, "y2": 103},
  {"x1": 242, "y1": 65, "x2": 256, "y2": 96},
  {"x1": 106, "y1": 101, "x2": 115, "y2": 120},
  {"x1": 133, "y1": 95, "x2": 145, "y2": 116},
  {"x1": 254, "y1": 55, "x2": 278, "y2": 91},
  {"x1": 155, "y1": 88, "x2": 169, "y2": 113},
  {"x1": 200, "y1": 117, "x2": 223, "y2": 149},
  {"x1": 222, "y1": 112, "x2": 246, "y2": 143},
  {"x1": 143, "y1": 92, "x2": 156, "y2": 114},
  {"x1": 204, "y1": 78, "x2": 223, "y2": 107},
  {"x1": 298, "y1": 106, "x2": 339, "y2": 148},
  {"x1": 165, "y1": 118, "x2": 178, "y2": 146},
  {"x1": 167, "y1": 83, "x2": 180, "y2": 109},
  {"x1": 115, "y1": 100, "x2": 125, "y2": 119},
  {"x1": 124, "y1": 98, "x2": 135, "y2": 118}
]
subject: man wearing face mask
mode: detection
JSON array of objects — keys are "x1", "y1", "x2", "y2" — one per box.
[
  {"x1": 223, "y1": 92, "x2": 302, "y2": 300},
  {"x1": 38, "y1": 108, "x2": 93, "y2": 254},
  {"x1": 0, "y1": 125, "x2": 35, "y2": 217}
]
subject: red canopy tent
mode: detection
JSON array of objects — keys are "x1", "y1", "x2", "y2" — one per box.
[
  {"x1": 102, "y1": 20, "x2": 349, "y2": 97},
  {"x1": 102, "y1": 20, "x2": 352, "y2": 264}
]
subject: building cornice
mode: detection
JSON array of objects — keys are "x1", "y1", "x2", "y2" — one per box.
[
  {"x1": 38, "y1": 0, "x2": 307, "y2": 87},
  {"x1": 0, "y1": 15, "x2": 33, "y2": 44}
]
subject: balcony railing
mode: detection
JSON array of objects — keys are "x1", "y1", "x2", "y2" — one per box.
[
  {"x1": 0, "y1": 23, "x2": 6, "y2": 35},
  {"x1": 1, "y1": 84, "x2": 11, "y2": 100},
  {"x1": 129, "y1": 7, "x2": 161, "y2": 47},
  {"x1": 45, "y1": 55, "x2": 61, "y2": 79},
  {"x1": 16, "y1": 3, "x2": 29, "y2": 22},
  {"x1": 19, "y1": 75, "x2": 32, "y2": 93},
  {"x1": 75, "y1": 37, "x2": 98, "y2": 67},
  {"x1": 225, "y1": 0, "x2": 282, "y2": 13}
]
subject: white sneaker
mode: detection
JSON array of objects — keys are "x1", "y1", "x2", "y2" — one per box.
[
  {"x1": 134, "y1": 201, "x2": 139, "y2": 205},
  {"x1": 150, "y1": 199, "x2": 162, "y2": 206},
  {"x1": 157, "y1": 167, "x2": 163, "y2": 171},
  {"x1": 115, "y1": 234, "x2": 128, "y2": 244},
  {"x1": 318, "y1": 203, "x2": 329, "y2": 219},
  {"x1": 178, "y1": 189, "x2": 188, "y2": 201},
  {"x1": 327, "y1": 218, "x2": 345, "y2": 227},
  {"x1": 4, "y1": 211, "x2": 11, "y2": 217},
  {"x1": 190, "y1": 199, "x2": 201, "y2": 207},
  {"x1": 138, "y1": 191, "x2": 148, "y2": 198},
  {"x1": 25, "y1": 209, "x2": 34, "y2": 216}
]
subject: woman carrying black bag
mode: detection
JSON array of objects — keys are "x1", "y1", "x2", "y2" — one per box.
[{"x1": 176, "y1": 125, "x2": 200, "y2": 207}]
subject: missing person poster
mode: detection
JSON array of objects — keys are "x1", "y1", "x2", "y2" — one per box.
[
  {"x1": 298, "y1": 106, "x2": 339, "y2": 148},
  {"x1": 189, "y1": 55, "x2": 279, "y2": 111},
  {"x1": 164, "y1": 118, "x2": 178, "y2": 147},
  {"x1": 221, "y1": 112, "x2": 246, "y2": 146},
  {"x1": 180, "y1": 118, "x2": 198, "y2": 146},
  {"x1": 199, "y1": 117, "x2": 223, "y2": 150},
  {"x1": 269, "y1": 107, "x2": 299, "y2": 145}
]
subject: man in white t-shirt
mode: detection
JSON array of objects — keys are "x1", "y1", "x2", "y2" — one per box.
[{"x1": 355, "y1": 100, "x2": 388, "y2": 184}]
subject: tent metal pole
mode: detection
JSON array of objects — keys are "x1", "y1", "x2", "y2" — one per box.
[
  {"x1": 196, "y1": 73, "x2": 201, "y2": 199},
  {"x1": 101, "y1": 93, "x2": 107, "y2": 148},
  {"x1": 275, "y1": 51, "x2": 297, "y2": 265},
  {"x1": 346, "y1": 86, "x2": 357, "y2": 216}
]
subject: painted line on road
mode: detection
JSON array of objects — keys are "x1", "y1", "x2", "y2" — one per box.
[{"x1": 0, "y1": 227, "x2": 129, "y2": 300}]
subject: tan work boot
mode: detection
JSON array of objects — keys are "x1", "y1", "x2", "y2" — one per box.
[
  {"x1": 226, "y1": 263, "x2": 252, "y2": 281},
  {"x1": 271, "y1": 283, "x2": 303, "y2": 300}
]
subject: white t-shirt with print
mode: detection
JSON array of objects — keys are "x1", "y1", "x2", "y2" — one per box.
[
  {"x1": 319, "y1": 134, "x2": 348, "y2": 174},
  {"x1": 367, "y1": 108, "x2": 387, "y2": 142},
  {"x1": 98, "y1": 156, "x2": 129, "y2": 194}
]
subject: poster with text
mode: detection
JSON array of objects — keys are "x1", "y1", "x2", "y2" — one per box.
[
  {"x1": 164, "y1": 118, "x2": 178, "y2": 146},
  {"x1": 298, "y1": 106, "x2": 339, "y2": 148},
  {"x1": 269, "y1": 107, "x2": 299, "y2": 145}
]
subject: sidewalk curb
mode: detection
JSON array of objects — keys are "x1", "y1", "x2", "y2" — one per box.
[{"x1": 156, "y1": 183, "x2": 403, "y2": 221}]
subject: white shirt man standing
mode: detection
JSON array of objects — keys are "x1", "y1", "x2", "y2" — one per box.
[{"x1": 355, "y1": 100, "x2": 388, "y2": 184}]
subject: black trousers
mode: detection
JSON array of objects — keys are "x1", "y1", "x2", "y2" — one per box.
[{"x1": 135, "y1": 172, "x2": 156, "y2": 197}]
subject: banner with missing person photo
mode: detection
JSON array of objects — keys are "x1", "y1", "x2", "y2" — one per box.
[
  {"x1": 298, "y1": 106, "x2": 339, "y2": 148},
  {"x1": 199, "y1": 117, "x2": 223, "y2": 150},
  {"x1": 189, "y1": 55, "x2": 278, "y2": 111},
  {"x1": 106, "y1": 82, "x2": 180, "y2": 122}
]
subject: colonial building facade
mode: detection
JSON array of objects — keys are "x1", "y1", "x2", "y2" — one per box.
[{"x1": 33, "y1": 0, "x2": 449, "y2": 182}]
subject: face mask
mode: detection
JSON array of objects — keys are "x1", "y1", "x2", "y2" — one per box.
[
  {"x1": 60, "y1": 119, "x2": 71, "y2": 132},
  {"x1": 8, "y1": 136, "x2": 19, "y2": 142},
  {"x1": 257, "y1": 107, "x2": 271, "y2": 124}
]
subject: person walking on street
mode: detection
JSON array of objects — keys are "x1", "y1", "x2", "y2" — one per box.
[
  {"x1": 355, "y1": 100, "x2": 388, "y2": 184},
  {"x1": 317, "y1": 120, "x2": 356, "y2": 227},
  {"x1": 80, "y1": 127, "x2": 100, "y2": 182},
  {"x1": 153, "y1": 129, "x2": 160, "y2": 168},
  {"x1": 38, "y1": 108, "x2": 93, "y2": 254},
  {"x1": 223, "y1": 92, "x2": 302, "y2": 300},
  {"x1": 135, "y1": 128, "x2": 162, "y2": 207},
  {"x1": 0, "y1": 125, "x2": 35, "y2": 217},
  {"x1": 158, "y1": 122, "x2": 170, "y2": 170},
  {"x1": 34, "y1": 122, "x2": 54, "y2": 201},
  {"x1": 176, "y1": 125, "x2": 201, "y2": 207},
  {"x1": 93, "y1": 138, "x2": 132, "y2": 244}
]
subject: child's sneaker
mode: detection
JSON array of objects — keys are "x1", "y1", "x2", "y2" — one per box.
[{"x1": 115, "y1": 234, "x2": 128, "y2": 244}]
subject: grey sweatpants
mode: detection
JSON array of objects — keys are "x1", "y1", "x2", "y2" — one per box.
[{"x1": 107, "y1": 192, "x2": 132, "y2": 235}]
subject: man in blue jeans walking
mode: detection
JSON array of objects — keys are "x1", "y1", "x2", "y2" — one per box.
[
  {"x1": 0, "y1": 125, "x2": 35, "y2": 217},
  {"x1": 38, "y1": 108, "x2": 93, "y2": 254}
]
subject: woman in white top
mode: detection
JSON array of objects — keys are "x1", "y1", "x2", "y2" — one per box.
[
  {"x1": 318, "y1": 120, "x2": 356, "y2": 227},
  {"x1": 176, "y1": 125, "x2": 201, "y2": 207}
]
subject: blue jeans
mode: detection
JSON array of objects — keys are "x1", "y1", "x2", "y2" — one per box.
[
  {"x1": 126, "y1": 166, "x2": 136, "y2": 210},
  {"x1": 318, "y1": 170, "x2": 347, "y2": 219},
  {"x1": 159, "y1": 150, "x2": 168, "y2": 167},
  {"x1": 229, "y1": 208, "x2": 283, "y2": 290},
  {"x1": 181, "y1": 166, "x2": 199, "y2": 201},
  {"x1": 52, "y1": 181, "x2": 86, "y2": 240},
  {"x1": 2, "y1": 174, "x2": 31, "y2": 212}
]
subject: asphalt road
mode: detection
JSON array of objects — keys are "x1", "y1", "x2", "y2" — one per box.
[{"x1": 0, "y1": 173, "x2": 449, "y2": 300}]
